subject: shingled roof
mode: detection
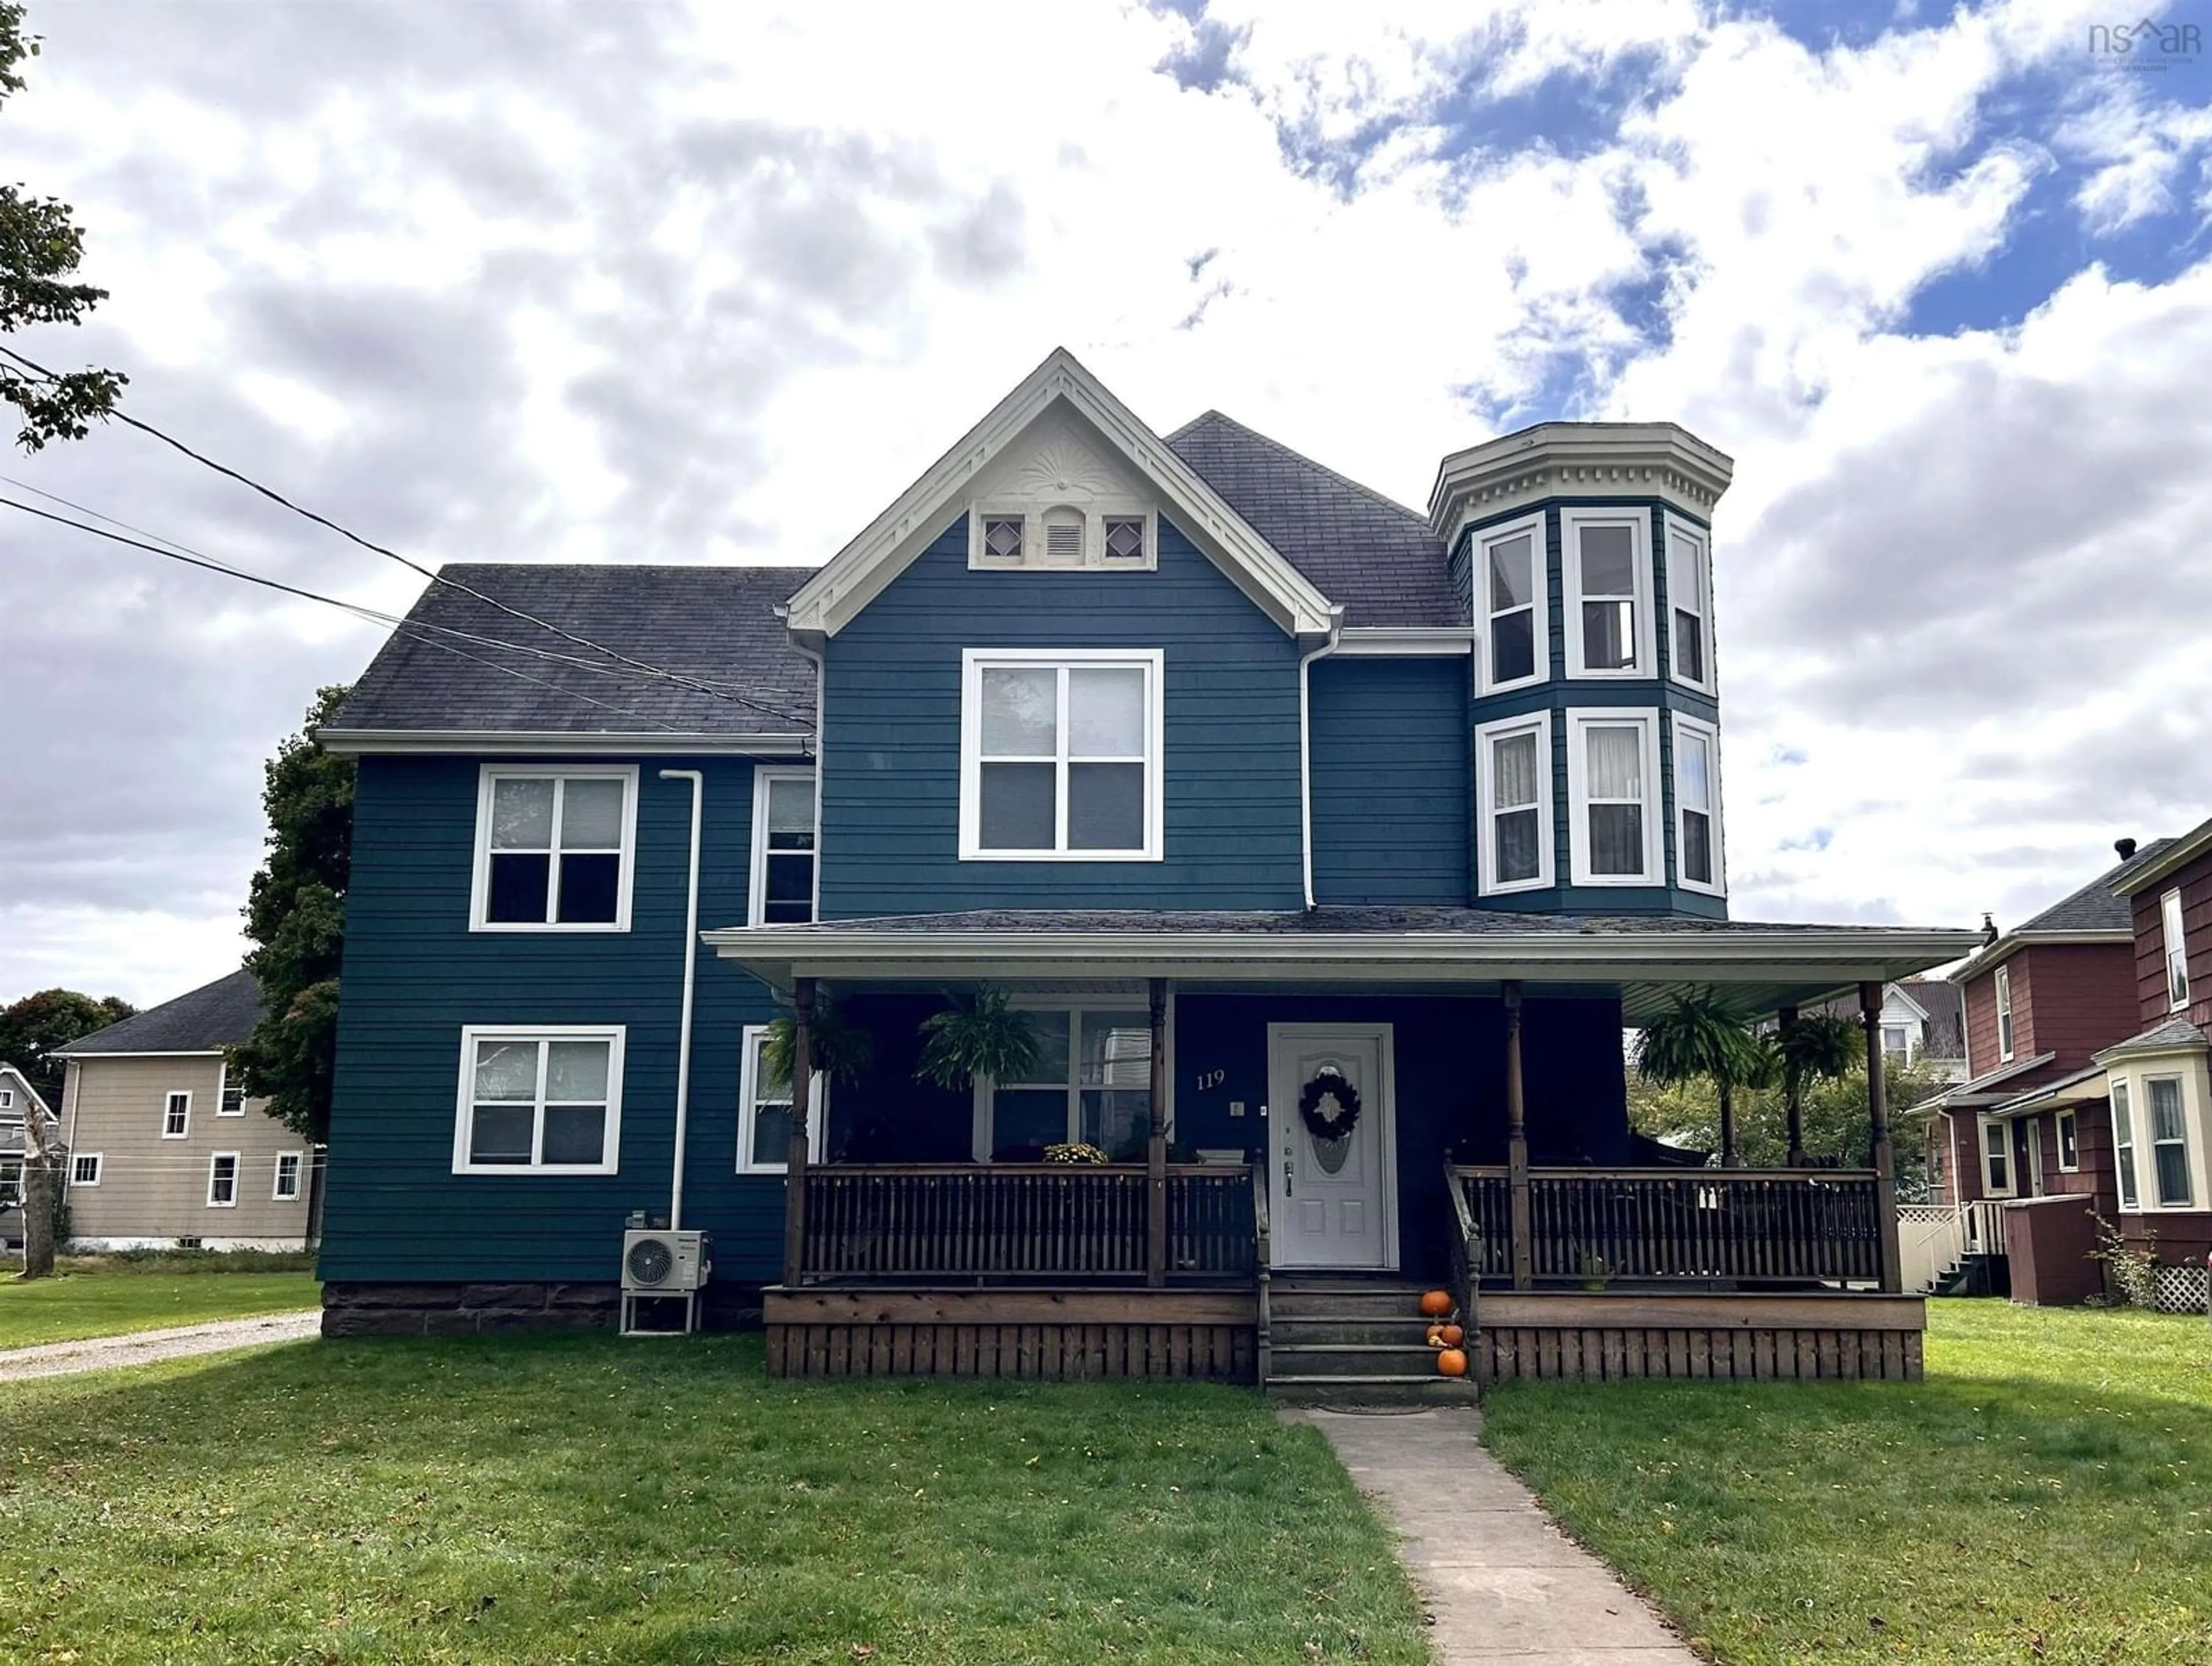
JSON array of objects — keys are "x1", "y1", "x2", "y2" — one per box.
[
  {"x1": 331, "y1": 564, "x2": 819, "y2": 739},
  {"x1": 54, "y1": 969, "x2": 263, "y2": 1057},
  {"x1": 1166, "y1": 412, "x2": 1464, "y2": 628},
  {"x1": 2013, "y1": 839, "x2": 2179, "y2": 935}
]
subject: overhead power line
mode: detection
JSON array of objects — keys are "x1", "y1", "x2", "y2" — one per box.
[{"x1": 0, "y1": 343, "x2": 815, "y2": 730}]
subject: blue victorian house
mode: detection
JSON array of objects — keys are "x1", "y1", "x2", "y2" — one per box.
[{"x1": 317, "y1": 350, "x2": 1973, "y2": 1389}]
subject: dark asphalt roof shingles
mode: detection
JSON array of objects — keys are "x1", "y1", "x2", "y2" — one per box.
[
  {"x1": 55, "y1": 969, "x2": 264, "y2": 1055},
  {"x1": 2015, "y1": 839, "x2": 2179, "y2": 934}
]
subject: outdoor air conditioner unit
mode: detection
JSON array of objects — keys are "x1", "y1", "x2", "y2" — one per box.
[{"x1": 622, "y1": 1227, "x2": 710, "y2": 1294}]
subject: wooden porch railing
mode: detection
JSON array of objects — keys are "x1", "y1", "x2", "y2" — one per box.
[
  {"x1": 798, "y1": 1164, "x2": 1257, "y2": 1283},
  {"x1": 1450, "y1": 1165, "x2": 1886, "y2": 1287}
]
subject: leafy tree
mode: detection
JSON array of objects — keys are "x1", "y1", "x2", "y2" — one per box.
[
  {"x1": 1774, "y1": 1011, "x2": 1863, "y2": 1163},
  {"x1": 230, "y1": 687, "x2": 354, "y2": 1141},
  {"x1": 1633, "y1": 990, "x2": 1773, "y2": 1167},
  {"x1": 1, "y1": 2, "x2": 127, "y2": 450},
  {"x1": 1, "y1": 986, "x2": 132, "y2": 1277}
]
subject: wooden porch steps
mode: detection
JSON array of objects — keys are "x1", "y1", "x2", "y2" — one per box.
[{"x1": 1264, "y1": 1275, "x2": 1476, "y2": 1406}]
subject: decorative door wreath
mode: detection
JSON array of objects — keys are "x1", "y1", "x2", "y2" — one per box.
[{"x1": 1297, "y1": 1066, "x2": 1362, "y2": 1142}]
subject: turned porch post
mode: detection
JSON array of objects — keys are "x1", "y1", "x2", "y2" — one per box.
[
  {"x1": 1505, "y1": 980, "x2": 1533, "y2": 1290},
  {"x1": 1861, "y1": 980, "x2": 1903, "y2": 1293},
  {"x1": 781, "y1": 977, "x2": 816, "y2": 1289},
  {"x1": 1147, "y1": 976, "x2": 1169, "y2": 1288},
  {"x1": 1779, "y1": 1004, "x2": 1805, "y2": 1168}
]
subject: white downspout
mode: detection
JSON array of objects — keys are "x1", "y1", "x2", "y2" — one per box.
[
  {"x1": 659, "y1": 768, "x2": 704, "y2": 1232},
  {"x1": 1297, "y1": 608, "x2": 1347, "y2": 910}
]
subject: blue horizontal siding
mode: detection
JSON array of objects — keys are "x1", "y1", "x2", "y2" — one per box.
[
  {"x1": 321, "y1": 755, "x2": 789, "y2": 1284},
  {"x1": 1309, "y1": 656, "x2": 1470, "y2": 906},
  {"x1": 818, "y1": 513, "x2": 1306, "y2": 916}
]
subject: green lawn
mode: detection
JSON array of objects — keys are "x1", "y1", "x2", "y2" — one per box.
[
  {"x1": 0, "y1": 1333, "x2": 1429, "y2": 1664},
  {"x1": 0, "y1": 1271, "x2": 321, "y2": 1350},
  {"x1": 1483, "y1": 1298, "x2": 2212, "y2": 1665}
]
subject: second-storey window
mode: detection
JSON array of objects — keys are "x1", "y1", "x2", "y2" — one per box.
[
  {"x1": 2147, "y1": 1076, "x2": 2192, "y2": 1206},
  {"x1": 1995, "y1": 965, "x2": 2014, "y2": 1062},
  {"x1": 472, "y1": 767, "x2": 637, "y2": 931},
  {"x1": 1479, "y1": 516, "x2": 1543, "y2": 691},
  {"x1": 453, "y1": 1027, "x2": 624, "y2": 1174},
  {"x1": 1476, "y1": 714, "x2": 1552, "y2": 893},
  {"x1": 207, "y1": 1152, "x2": 240, "y2": 1208},
  {"x1": 1567, "y1": 711, "x2": 1658, "y2": 884},
  {"x1": 750, "y1": 769, "x2": 817, "y2": 925},
  {"x1": 218, "y1": 1070, "x2": 245, "y2": 1116},
  {"x1": 1563, "y1": 510, "x2": 1650, "y2": 677},
  {"x1": 2112, "y1": 1079, "x2": 2141, "y2": 1208},
  {"x1": 162, "y1": 1091, "x2": 190, "y2": 1139},
  {"x1": 1672, "y1": 714, "x2": 1722, "y2": 893},
  {"x1": 1665, "y1": 523, "x2": 1710, "y2": 687},
  {"x1": 2161, "y1": 889, "x2": 2189, "y2": 1010},
  {"x1": 960, "y1": 650, "x2": 1162, "y2": 861}
]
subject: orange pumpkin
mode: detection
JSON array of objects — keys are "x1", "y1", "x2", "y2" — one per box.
[
  {"x1": 1437, "y1": 1323, "x2": 1464, "y2": 1347},
  {"x1": 1435, "y1": 1347, "x2": 1469, "y2": 1377},
  {"x1": 1418, "y1": 1289, "x2": 1454, "y2": 1318}
]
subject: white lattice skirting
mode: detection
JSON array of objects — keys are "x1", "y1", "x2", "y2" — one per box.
[{"x1": 2141, "y1": 1263, "x2": 2212, "y2": 1314}]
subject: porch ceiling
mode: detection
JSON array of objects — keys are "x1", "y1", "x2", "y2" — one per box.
[{"x1": 701, "y1": 908, "x2": 1979, "y2": 1022}]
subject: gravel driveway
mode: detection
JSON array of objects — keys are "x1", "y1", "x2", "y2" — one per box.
[{"x1": 0, "y1": 1310, "x2": 322, "y2": 1382}]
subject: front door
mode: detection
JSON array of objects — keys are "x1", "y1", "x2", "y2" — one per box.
[{"x1": 1267, "y1": 1023, "x2": 1396, "y2": 1269}]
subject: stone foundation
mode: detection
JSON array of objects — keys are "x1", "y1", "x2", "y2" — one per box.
[{"x1": 321, "y1": 1279, "x2": 766, "y2": 1336}]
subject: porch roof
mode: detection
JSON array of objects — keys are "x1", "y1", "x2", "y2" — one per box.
[{"x1": 703, "y1": 907, "x2": 1979, "y2": 1022}]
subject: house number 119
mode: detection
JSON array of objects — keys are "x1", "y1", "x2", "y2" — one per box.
[{"x1": 1194, "y1": 1069, "x2": 1226, "y2": 1092}]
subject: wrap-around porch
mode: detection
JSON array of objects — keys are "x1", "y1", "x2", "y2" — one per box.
[{"x1": 706, "y1": 911, "x2": 1972, "y2": 1385}]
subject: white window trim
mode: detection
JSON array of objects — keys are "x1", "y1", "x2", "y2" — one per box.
[
  {"x1": 0, "y1": 1088, "x2": 11, "y2": 1111},
  {"x1": 2161, "y1": 888, "x2": 2189, "y2": 1011},
  {"x1": 748, "y1": 766, "x2": 819, "y2": 926},
  {"x1": 2142, "y1": 1070, "x2": 2196, "y2": 1209},
  {"x1": 1560, "y1": 508, "x2": 1656, "y2": 680},
  {"x1": 1474, "y1": 711, "x2": 1554, "y2": 896},
  {"x1": 468, "y1": 764, "x2": 640, "y2": 934},
  {"x1": 1995, "y1": 965, "x2": 2015, "y2": 1063},
  {"x1": 1978, "y1": 1115, "x2": 2016, "y2": 1198},
  {"x1": 1669, "y1": 711, "x2": 1725, "y2": 896},
  {"x1": 272, "y1": 1151, "x2": 305, "y2": 1202},
  {"x1": 2055, "y1": 1109, "x2": 2080, "y2": 1173},
  {"x1": 1565, "y1": 709, "x2": 1662, "y2": 887},
  {"x1": 162, "y1": 1090, "x2": 191, "y2": 1140},
  {"x1": 1474, "y1": 512, "x2": 1546, "y2": 696},
  {"x1": 216, "y1": 1064, "x2": 246, "y2": 1116},
  {"x1": 450, "y1": 1024, "x2": 626, "y2": 1176},
  {"x1": 969, "y1": 505, "x2": 1157, "y2": 571},
  {"x1": 736, "y1": 1023, "x2": 827, "y2": 1175},
  {"x1": 206, "y1": 1151, "x2": 241, "y2": 1209},
  {"x1": 1664, "y1": 520, "x2": 1713, "y2": 693},
  {"x1": 2111, "y1": 1078, "x2": 2142, "y2": 1211},
  {"x1": 70, "y1": 1152, "x2": 102, "y2": 1188},
  {"x1": 969, "y1": 997, "x2": 1174, "y2": 1162},
  {"x1": 957, "y1": 648, "x2": 1164, "y2": 862}
]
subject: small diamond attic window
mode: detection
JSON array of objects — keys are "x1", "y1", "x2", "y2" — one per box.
[
  {"x1": 1103, "y1": 516, "x2": 1146, "y2": 563},
  {"x1": 1043, "y1": 506, "x2": 1084, "y2": 563},
  {"x1": 983, "y1": 517, "x2": 1024, "y2": 562}
]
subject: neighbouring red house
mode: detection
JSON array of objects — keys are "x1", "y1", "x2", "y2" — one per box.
[
  {"x1": 1922, "y1": 838, "x2": 2174, "y2": 1303},
  {"x1": 2104, "y1": 816, "x2": 2212, "y2": 1279}
]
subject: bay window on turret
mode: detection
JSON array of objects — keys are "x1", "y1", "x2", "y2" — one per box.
[
  {"x1": 1672, "y1": 713, "x2": 1724, "y2": 895},
  {"x1": 1475, "y1": 713, "x2": 1552, "y2": 894},
  {"x1": 1477, "y1": 514, "x2": 1544, "y2": 694},
  {"x1": 1665, "y1": 522, "x2": 1712, "y2": 690},
  {"x1": 1566, "y1": 710, "x2": 1660, "y2": 884},
  {"x1": 1563, "y1": 510, "x2": 1653, "y2": 679}
]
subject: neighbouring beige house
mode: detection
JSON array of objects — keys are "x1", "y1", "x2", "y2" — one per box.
[
  {"x1": 1, "y1": 1061, "x2": 56, "y2": 1252},
  {"x1": 54, "y1": 970, "x2": 321, "y2": 1250}
]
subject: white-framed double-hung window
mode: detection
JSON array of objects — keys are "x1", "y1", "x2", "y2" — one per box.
[
  {"x1": 274, "y1": 1152, "x2": 305, "y2": 1202},
  {"x1": 471, "y1": 766, "x2": 638, "y2": 932},
  {"x1": 736, "y1": 1024, "x2": 825, "y2": 1174},
  {"x1": 1562, "y1": 510, "x2": 1652, "y2": 678},
  {"x1": 162, "y1": 1091, "x2": 191, "y2": 1139},
  {"x1": 1475, "y1": 714, "x2": 1552, "y2": 894},
  {"x1": 975, "y1": 1004, "x2": 1160, "y2": 1161},
  {"x1": 1671, "y1": 713, "x2": 1723, "y2": 895},
  {"x1": 2146, "y1": 1075, "x2": 2194, "y2": 1206},
  {"x1": 2112, "y1": 1079, "x2": 2141, "y2": 1209},
  {"x1": 1664, "y1": 521, "x2": 1712, "y2": 690},
  {"x1": 1476, "y1": 514, "x2": 1544, "y2": 694},
  {"x1": 452, "y1": 1026, "x2": 624, "y2": 1175},
  {"x1": 1995, "y1": 965, "x2": 2015, "y2": 1062},
  {"x1": 1566, "y1": 710, "x2": 1660, "y2": 884},
  {"x1": 207, "y1": 1152, "x2": 240, "y2": 1208},
  {"x1": 749, "y1": 768, "x2": 818, "y2": 925},
  {"x1": 959, "y1": 649, "x2": 1162, "y2": 861},
  {"x1": 2161, "y1": 889, "x2": 2190, "y2": 1010}
]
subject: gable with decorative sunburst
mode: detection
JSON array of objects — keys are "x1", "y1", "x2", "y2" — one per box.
[{"x1": 967, "y1": 404, "x2": 1158, "y2": 572}]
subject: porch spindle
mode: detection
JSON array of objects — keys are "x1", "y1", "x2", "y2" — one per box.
[
  {"x1": 1504, "y1": 980, "x2": 1533, "y2": 1290},
  {"x1": 1861, "y1": 980, "x2": 1903, "y2": 1293},
  {"x1": 1779, "y1": 1004, "x2": 1805, "y2": 1167},
  {"x1": 1146, "y1": 976, "x2": 1169, "y2": 1288},
  {"x1": 781, "y1": 978, "x2": 816, "y2": 1288}
]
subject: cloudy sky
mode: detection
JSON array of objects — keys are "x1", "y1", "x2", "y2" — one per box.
[{"x1": 3, "y1": 0, "x2": 2210, "y2": 1005}]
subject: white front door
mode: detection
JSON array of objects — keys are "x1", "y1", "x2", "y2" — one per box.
[{"x1": 1267, "y1": 1023, "x2": 1396, "y2": 1270}]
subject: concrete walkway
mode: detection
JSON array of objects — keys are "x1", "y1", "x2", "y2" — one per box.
[
  {"x1": 0, "y1": 1309, "x2": 322, "y2": 1382},
  {"x1": 1287, "y1": 1407, "x2": 1695, "y2": 1664}
]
